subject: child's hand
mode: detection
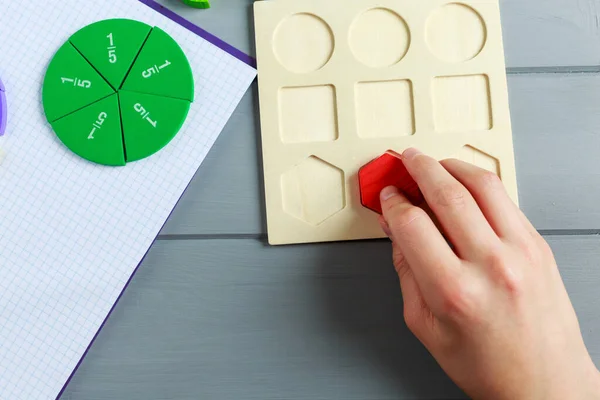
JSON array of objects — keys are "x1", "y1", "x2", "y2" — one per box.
[{"x1": 379, "y1": 148, "x2": 600, "y2": 400}]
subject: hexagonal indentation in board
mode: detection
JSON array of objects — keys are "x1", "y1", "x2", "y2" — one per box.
[
  {"x1": 281, "y1": 156, "x2": 345, "y2": 225},
  {"x1": 456, "y1": 145, "x2": 500, "y2": 176}
]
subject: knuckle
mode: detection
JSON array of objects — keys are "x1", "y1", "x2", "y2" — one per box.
[
  {"x1": 387, "y1": 205, "x2": 426, "y2": 232},
  {"x1": 478, "y1": 170, "x2": 503, "y2": 190},
  {"x1": 485, "y1": 247, "x2": 510, "y2": 270},
  {"x1": 393, "y1": 251, "x2": 409, "y2": 279},
  {"x1": 411, "y1": 153, "x2": 433, "y2": 171},
  {"x1": 517, "y1": 240, "x2": 542, "y2": 265},
  {"x1": 486, "y1": 247, "x2": 526, "y2": 297},
  {"x1": 404, "y1": 307, "x2": 421, "y2": 333},
  {"x1": 516, "y1": 236, "x2": 554, "y2": 269},
  {"x1": 537, "y1": 238, "x2": 554, "y2": 258},
  {"x1": 502, "y1": 269, "x2": 525, "y2": 297},
  {"x1": 431, "y1": 183, "x2": 467, "y2": 209},
  {"x1": 440, "y1": 280, "x2": 481, "y2": 321}
]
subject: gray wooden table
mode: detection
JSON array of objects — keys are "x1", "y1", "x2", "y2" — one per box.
[{"x1": 60, "y1": 1, "x2": 600, "y2": 399}]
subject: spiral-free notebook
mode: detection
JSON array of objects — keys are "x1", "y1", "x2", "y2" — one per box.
[{"x1": 0, "y1": 1, "x2": 256, "y2": 398}]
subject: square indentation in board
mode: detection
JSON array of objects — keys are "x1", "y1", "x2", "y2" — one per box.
[
  {"x1": 279, "y1": 85, "x2": 339, "y2": 143},
  {"x1": 355, "y1": 80, "x2": 415, "y2": 138},
  {"x1": 433, "y1": 74, "x2": 492, "y2": 133}
]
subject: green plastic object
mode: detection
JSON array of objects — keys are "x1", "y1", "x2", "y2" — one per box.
[
  {"x1": 42, "y1": 19, "x2": 195, "y2": 166},
  {"x1": 119, "y1": 91, "x2": 191, "y2": 162},
  {"x1": 51, "y1": 94, "x2": 125, "y2": 166},
  {"x1": 70, "y1": 19, "x2": 152, "y2": 89},
  {"x1": 121, "y1": 27, "x2": 194, "y2": 101},
  {"x1": 42, "y1": 42, "x2": 114, "y2": 122},
  {"x1": 182, "y1": 0, "x2": 211, "y2": 9}
]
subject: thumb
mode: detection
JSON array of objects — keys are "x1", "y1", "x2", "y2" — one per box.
[
  {"x1": 378, "y1": 196, "x2": 430, "y2": 335},
  {"x1": 378, "y1": 185, "x2": 454, "y2": 334},
  {"x1": 391, "y1": 239, "x2": 432, "y2": 340}
]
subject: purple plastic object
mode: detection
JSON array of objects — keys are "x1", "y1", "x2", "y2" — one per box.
[{"x1": 0, "y1": 77, "x2": 6, "y2": 136}]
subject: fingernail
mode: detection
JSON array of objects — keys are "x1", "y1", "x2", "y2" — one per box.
[
  {"x1": 403, "y1": 147, "x2": 422, "y2": 160},
  {"x1": 380, "y1": 186, "x2": 400, "y2": 202}
]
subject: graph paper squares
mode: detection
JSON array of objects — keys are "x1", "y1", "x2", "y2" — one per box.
[{"x1": 0, "y1": 1, "x2": 256, "y2": 398}]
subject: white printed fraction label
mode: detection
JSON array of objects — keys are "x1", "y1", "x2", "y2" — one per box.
[
  {"x1": 88, "y1": 111, "x2": 108, "y2": 140},
  {"x1": 42, "y1": 42, "x2": 114, "y2": 122},
  {"x1": 119, "y1": 91, "x2": 190, "y2": 162},
  {"x1": 51, "y1": 94, "x2": 125, "y2": 166},
  {"x1": 121, "y1": 27, "x2": 194, "y2": 101},
  {"x1": 60, "y1": 77, "x2": 92, "y2": 88},
  {"x1": 133, "y1": 102, "x2": 158, "y2": 128},
  {"x1": 142, "y1": 60, "x2": 171, "y2": 79},
  {"x1": 70, "y1": 19, "x2": 152, "y2": 89}
]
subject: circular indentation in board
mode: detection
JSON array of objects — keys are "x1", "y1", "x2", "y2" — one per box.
[
  {"x1": 349, "y1": 8, "x2": 410, "y2": 68},
  {"x1": 42, "y1": 19, "x2": 194, "y2": 166},
  {"x1": 426, "y1": 3, "x2": 486, "y2": 63},
  {"x1": 273, "y1": 13, "x2": 334, "y2": 74}
]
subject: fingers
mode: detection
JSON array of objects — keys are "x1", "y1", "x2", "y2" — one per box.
[
  {"x1": 440, "y1": 159, "x2": 528, "y2": 243},
  {"x1": 380, "y1": 186, "x2": 461, "y2": 311},
  {"x1": 515, "y1": 207, "x2": 541, "y2": 240},
  {"x1": 378, "y1": 215, "x2": 393, "y2": 238},
  {"x1": 391, "y1": 242, "x2": 434, "y2": 342},
  {"x1": 402, "y1": 148, "x2": 501, "y2": 260}
]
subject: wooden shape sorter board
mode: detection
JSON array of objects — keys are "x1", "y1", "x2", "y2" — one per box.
[{"x1": 254, "y1": 0, "x2": 518, "y2": 245}]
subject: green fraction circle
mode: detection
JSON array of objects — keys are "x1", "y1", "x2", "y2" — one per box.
[{"x1": 42, "y1": 19, "x2": 194, "y2": 166}]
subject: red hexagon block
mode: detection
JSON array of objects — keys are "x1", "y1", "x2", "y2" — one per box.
[{"x1": 358, "y1": 151, "x2": 424, "y2": 214}]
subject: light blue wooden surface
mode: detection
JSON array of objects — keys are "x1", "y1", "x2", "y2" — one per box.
[
  {"x1": 61, "y1": 237, "x2": 600, "y2": 400},
  {"x1": 60, "y1": 1, "x2": 600, "y2": 399}
]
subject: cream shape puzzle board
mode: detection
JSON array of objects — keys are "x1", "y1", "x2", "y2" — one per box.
[{"x1": 254, "y1": 0, "x2": 518, "y2": 245}]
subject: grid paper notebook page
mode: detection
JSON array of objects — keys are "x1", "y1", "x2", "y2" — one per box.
[{"x1": 0, "y1": 1, "x2": 256, "y2": 398}]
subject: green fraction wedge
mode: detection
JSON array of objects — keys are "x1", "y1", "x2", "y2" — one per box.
[
  {"x1": 182, "y1": 0, "x2": 211, "y2": 8},
  {"x1": 119, "y1": 91, "x2": 191, "y2": 162},
  {"x1": 42, "y1": 42, "x2": 115, "y2": 122},
  {"x1": 43, "y1": 20, "x2": 195, "y2": 166},
  {"x1": 121, "y1": 27, "x2": 194, "y2": 101},
  {"x1": 70, "y1": 19, "x2": 152, "y2": 89},
  {"x1": 51, "y1": 94, "x2": 125, "y2": 166}
]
